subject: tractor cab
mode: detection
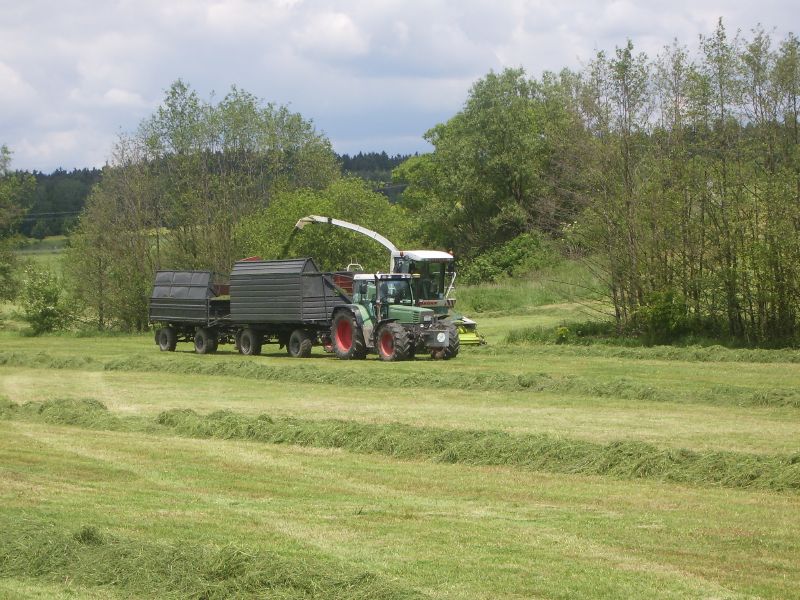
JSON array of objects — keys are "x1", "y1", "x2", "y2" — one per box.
[{"x1": 351, "y1": 273, "x2": 434, "y2": 325}]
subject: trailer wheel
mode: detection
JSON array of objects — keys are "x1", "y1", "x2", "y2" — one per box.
[
  {"x1": 331, "y1": 311, "x2": 366, "y2": 360},
  {"x1": 194, "y1": 328, "x2": 217, "y2": 355},
  {"x1": 238, "y1": 328, "x2": 262, "y2": 356},
  {"x1": 287, "y1": 329, "x2": 313, "y2": 358},
  {"x1": 431, "y1": 323, "x2": 460, "y2": 360},
  {"x1": 377, "y1": 322, "x2": 411, "y2": 361},
  {"x1": 157, "y1": 327, "x2": 177, "y2": 352}
]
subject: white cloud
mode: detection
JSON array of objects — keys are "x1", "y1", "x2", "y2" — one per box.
[
  {"x1": 103, "y1": 88, "x2": 148, "y2": 108},
  {"x1": 16, "y1": 129, "x2": 111, "y2": 171},
  {"x1": 292, "y1": 12, "x2": 370, "y2": 59},
  {"x1": 0, "y1": 61, "x2": 39, "y2": 114},
  {"x1": 0, "y1": 0, "x2": 797, "y2": 170}
]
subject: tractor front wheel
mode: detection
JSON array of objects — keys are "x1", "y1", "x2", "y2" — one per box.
[
  {"x1": 331, "y1": 312, "x2": 366, "y2": 360},
  {"x1": 431, "y1": 323, "x2": 460, "y2": 360},
  {"x1": 377, "y1": 322, "x2": 411, "y2": 362}
]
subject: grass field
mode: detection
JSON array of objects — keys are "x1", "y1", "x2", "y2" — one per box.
[
  {"x1": 14, "y1": 235, "x2": 67, "y2": 272},
  {"x1": 1, "y1": 262, "x2": 799, "y2": 598}
]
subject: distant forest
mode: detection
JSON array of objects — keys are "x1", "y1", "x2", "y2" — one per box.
[
  {"x1": 11, "y1": 168, "x2": 101, "y2": 238},
  {"x1": 12, "y1": 152, "x2": 409, "y2": 238},
  {"x1": 339, "y1": 151, "x2": 410, "y2": 182},
  {"x1": 338, "y1": 151, "x2": 411, "y2": 202}
]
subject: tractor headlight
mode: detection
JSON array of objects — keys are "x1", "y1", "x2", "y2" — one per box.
[{"x1": 436, "y1": 332, "x2": 446, "y2": 343}]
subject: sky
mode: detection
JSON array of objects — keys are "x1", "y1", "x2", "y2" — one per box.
[{"x1": 0, "y1": 0, "x2": 797, "y2": 172}]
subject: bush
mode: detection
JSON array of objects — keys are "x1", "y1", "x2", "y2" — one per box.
[
  {"x1": 20, "y1": 265, "x2": 73, "y2": 334},
  {"x1": 636, "y1": 290, "x2": 690, "y2": 345},
  {"x1": 460, "y1": 232, "x2": 559, "y2": 285},
  {"x1": 505, "y1": 320, "x2": 620, "y2": 345},
  {"x1": 0, "y1": 239, "x2": 20, "y2": 302}
]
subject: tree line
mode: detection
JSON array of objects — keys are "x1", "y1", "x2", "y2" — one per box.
[
  {"x1": 2, "y1": 154, "x2": 405, "y2": 242},
  {"x1": 2, "y1": 20, "x2": 799, "y2": 345},
  {"x1": 397, "y1": 21, "x2": 800, "y2": 345}
]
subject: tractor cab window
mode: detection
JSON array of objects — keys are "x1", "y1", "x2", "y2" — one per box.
[
  {"x1": 353, "y1": 280, "x2": 376, "y2": 304},
  {"x1": 378, "y1": 279, "x2": 413, "y2": 305}
]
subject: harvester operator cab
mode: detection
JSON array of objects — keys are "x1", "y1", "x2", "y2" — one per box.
[{"x1": 392, "y1": 251, "x2": 455, "y2": 306}]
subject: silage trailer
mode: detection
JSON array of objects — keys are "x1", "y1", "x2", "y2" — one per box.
[{"x1": 149, "y1": 257, "x2": 458, "y2": 361}]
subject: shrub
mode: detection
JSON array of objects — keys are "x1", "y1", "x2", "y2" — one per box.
[
  {"x1": 0, "y1": 239, "x2": 20, "y2": 302},
  {"x1": 460, "y1": 232, "x2": 559, "y2": 284},
  {"x1": 20, "y1": 265, "x2": 73, "y2": 334},
  {"x1": 636, "y1": 290, "x2": 689, "y2": 345}
]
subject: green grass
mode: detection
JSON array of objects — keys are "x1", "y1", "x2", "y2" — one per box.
[
  {"x1": 0, "y1": 277, "x2": 799, "y2": 597},
  {"x1": 1, "y1": 419, "x2": 798, "y2": 599},
  {"x1": 14, "y1": 235, "x2": 67, "y2": 273},
  {"x1": 455, "y1": 260, "x2": 604, "y2": 316},
  {"x1": 16, "y1": 235, "x2": 68, "y2": 254},
  {"x1": 0, "y1": 519, "x2": 420, "y2": 599}
]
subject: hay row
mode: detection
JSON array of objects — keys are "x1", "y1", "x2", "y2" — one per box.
[
  {"x1": 3, "y1": 399, "x2": 798, "y2": 493},
  {"x1": 1, "y1": 351, "x2": 798, "y2": 408},
  {"x1": 0, "y1": 520, "x2": 422, "y2": 599}
]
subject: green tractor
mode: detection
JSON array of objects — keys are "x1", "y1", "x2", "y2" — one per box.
[
  {"x1": 293, "y1": 215, "x2": 486, "y2": 345},
  {"x1": 330, "y1": 272, "x2": 459, "y2": 361}
]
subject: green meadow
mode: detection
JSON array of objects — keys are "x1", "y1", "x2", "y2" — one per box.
[{"x1": 1, "y1": 286, "x2": 799, "y2": 599}]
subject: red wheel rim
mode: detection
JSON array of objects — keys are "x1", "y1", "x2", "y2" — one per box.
[
  {"x1": 336, "y1": 319, "x2": 352, "y2": 351},
  {"x1": 379, "y1": 331, "x2": 394, "y2": 357}
]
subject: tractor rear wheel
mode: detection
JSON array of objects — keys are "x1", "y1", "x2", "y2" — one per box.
[
  {"x1": 238, "y1": 328, "x2": 262, "y2": 356},
  {"x1": 331, "y1": 311, "x2": 366, "y2": 360},
  {"x1": 377, "y1": 322, "x2": 411, "y2": 361},
  {"x1": 287, "y1": 329, "x2": 313, "y2": 358},
  {"x1": 194, "y1": 328, "x2": 217, "y2": 354}
]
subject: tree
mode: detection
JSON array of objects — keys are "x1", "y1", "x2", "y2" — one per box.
[
  {"x1": 65, "y1": 81, "x2": 339, "y2": 330},
  {"x1": 236, "y1": 178, "x2": 411, "y2": 273},
  {"x1": 0, "y1": 145, "x2": 35, "y2": 300},
  {"x1": 396, "y1": 68, "x2": 582, "y2": 256},
  {"x1": 20, "y1": 265, "x2": 73, "y2": 334},
  {"x1": 571, "y1": 23, "x2": 800, "y2": 344}
]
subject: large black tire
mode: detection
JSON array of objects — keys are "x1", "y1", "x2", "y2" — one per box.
[
  {"x1": 431, "y1": 323, "x2": 460, "y2": 360},
  {"x1": 157, "y1": 327, "x2": 177, "y2": 352},
  {"x1": 331, "y1": 311, "x2": 366, "y2": 360},
  {"x1": 238, "y1": 328, "x2": 262, "y2": 356},
  {"x1": 376, "y1": 322, "x2": 411, "y2": 361},
  {"x1": 194, "y1": 327, "x2": 217, "y2": 355},
  {"x1": 287, "y1": 329, "x2": 313, "y2": 358}
]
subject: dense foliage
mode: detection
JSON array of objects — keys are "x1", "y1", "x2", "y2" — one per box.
[
  {"x1": 1, "y1": 155, "x2": 399, "y2": 244},
  {"x1": 340, "y1": 151, "x2": 409, "y2": 183},
  {"x1": 19, "y1": 168, "x2": 102, "y2": 238},
  {"x1": 570, "y1": 24, "x2": 800, "y2": 345},
  {"x1": 236, "y1": 177, "x2": 410, "y2": 273},
  {"x1": 394, "y1": 68, "x2": 586, "y2": 255},
  {"x1": 399, "y1": 22, "x2": 800, "y2": 345},
  {"x1": 19, "y1": 265, "x2": 72, "y2": 334}
]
